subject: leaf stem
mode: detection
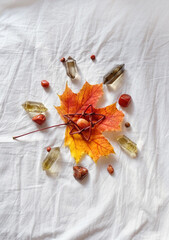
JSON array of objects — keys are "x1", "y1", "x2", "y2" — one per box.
[
  {"x1": 13, "y1": 123, "x2": 67, "y2": 139},
  {"x1": 13, "y1": 104, "x2": 106, "y2": 141}
]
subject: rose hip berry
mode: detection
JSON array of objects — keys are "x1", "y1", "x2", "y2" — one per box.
[
  {"x1": 47, "y1": 147, "x2": 51, "y2": 152},
  {"x1": 60, "y1": 57, "x2": 65, "y2": 62},
  {"x1": 107, "y1": 165, "x2": 114, "y2": 175},
  {"x1": 32, "y1": 114, "x2": 46, "y2": 125},
  {"x1": 119, "y1": 94, "x2": 131, "y2": 107},
  {"x1": 41, "y1": 80, "x2": 49, "y2": 88},
  {"x1": 73, "y1": 166, "x2": 88, "y2": 180},
  {"x1": 90, "y1": 55, "x2": 95, "y2": 60}
]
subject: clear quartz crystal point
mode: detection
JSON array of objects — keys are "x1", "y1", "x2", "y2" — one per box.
[
  {"x1": 22, "y1": 101, "x2": 48, "y2": 113},
  {"x1": 42, "y1": 147, "x2": 60, "y2": 171},
  {"x1": 117, "y1": 135, "x2": 137, "y2": 158},
  {"x1": 65, "y1": 56, "x2": 78, "y2": 79},
  {"x1": 103, "y1": 64, "x2": 125, "y2": 85}
]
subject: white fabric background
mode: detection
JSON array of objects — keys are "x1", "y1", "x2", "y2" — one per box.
[{"x1": 0, "y1": 0, "x2": 169, "y2": 239}]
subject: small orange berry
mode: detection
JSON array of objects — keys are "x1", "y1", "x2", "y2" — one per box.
[
  {"x1": 60, "y1": 57, "x2": 65, "y2": 62},
  {"x1": 107, "y1": 165, "x2": 114, "y2": 175},
  {"x1": 41, "y1": 80, "x2": 49, "y2": 88},
  {"x1": 90, "y1": 55, "x2": 95, "y2": 60},
  {"x1": 47, "y1": 147, "x2": 51, "y2": 152}
]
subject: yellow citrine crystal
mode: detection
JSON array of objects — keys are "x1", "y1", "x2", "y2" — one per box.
[
  {"x1": 117, "y1": 135, "x2": 137, "y2": 158},
  {"x1": 22, "y1": 101, "x2": 48, "y2": 113},
  {"x1": 42, "y1": 147, "x2": 60, "y2": 171}
]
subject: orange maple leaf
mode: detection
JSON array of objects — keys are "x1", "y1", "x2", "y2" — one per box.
[{"x1": 55, "y1": 82, "x2": 124, "y2": 163}]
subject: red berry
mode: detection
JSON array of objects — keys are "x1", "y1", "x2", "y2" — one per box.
[
  {"x1": 119, "y1": 94, "x2": 131, "y2": 107},
  {"x1": 60, "y1": 57, "x2": 65, "y2": 62},
  {"x1": 107, "y1": 165, "x2": 114, "y2": 174},
  {"x1": 90, "y1": 55, "x2": 95, "y2": 60},
  {"x1": 41, "y1": 80, "x2": 49, "y2": 88},
  {"x1": 125, "y1": 122, "x2": 130, "y2": 128},
  {"x1": 32, "y1": 114, "x2": 46, "y2": 125},
  {"x1": 47, "y1": 147, "x2": 51, "y2": 152}
]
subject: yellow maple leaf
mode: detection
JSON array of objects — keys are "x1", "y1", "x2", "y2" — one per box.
[{"x1": 55, "y1": 82, "x2": 124, "y2": 163}]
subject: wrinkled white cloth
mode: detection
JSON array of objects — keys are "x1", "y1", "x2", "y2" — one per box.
[{"x1": 0, "y1": 0, "x2": 169, "y2": 239}]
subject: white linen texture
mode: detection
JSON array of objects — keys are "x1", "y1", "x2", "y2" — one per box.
[{"x1": 0, "y1": 0, "x2": 169, "y2": 239}]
